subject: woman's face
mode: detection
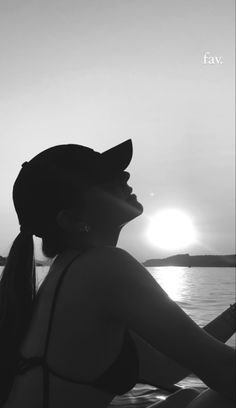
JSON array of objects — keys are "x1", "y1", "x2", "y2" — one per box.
[{"x1": 81, "y1": 171, "x2": 143, "y2": 231}]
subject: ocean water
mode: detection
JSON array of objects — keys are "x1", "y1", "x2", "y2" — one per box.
[
  {"x1": 149, "y1": 266, "x2": 235, "y2": 347},
  {"x1": 148, "y1": 266, "x2": 235, "y2": 391}
]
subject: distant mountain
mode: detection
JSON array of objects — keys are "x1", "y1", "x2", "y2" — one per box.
[
  {"x1": 1, "y1": 253, "x2": 235, "y2": 268},
  {"x1": 143, "y1": 254, "x2": 236, "y2": 267}
]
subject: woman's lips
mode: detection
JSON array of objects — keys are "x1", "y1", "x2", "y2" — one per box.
[
  {"x1": 121, "y1": 184, "x2": 138, "y2": 200},
  {"x1": 123, "y1": 186, "x2": 133, "y2": 197},
  {"x1": 127, "y1": 193, "x2": 137, "y2": 200}
]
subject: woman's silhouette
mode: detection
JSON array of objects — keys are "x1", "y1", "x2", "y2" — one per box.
[{"x1": 0, "y1": 139, "x2": 235, "y2": 408}]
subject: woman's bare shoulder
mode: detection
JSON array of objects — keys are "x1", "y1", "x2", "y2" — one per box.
[
  {"x1": 86, "y1": 245, "x2": 154, "y2": 288},
  {"x1": 66, "y1": 245, "x2": 148, "y2": 299},
  {"x1": 87, "y1": 245, "x2": 161, "y2": 287},
  {"x1": 85, "y1": 245, "x2": 145, "y2": 270},
  {"x1": 61, "y1": 246, "x2": 134, "y2": 285},
  {"x1": 69, "y1": 245, "x2": 141, "y2": 276}
]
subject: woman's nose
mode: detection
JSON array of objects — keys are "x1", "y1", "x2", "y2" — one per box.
[
  {"x1": 121, "y1": 171, "x2": 130, "y2": 183},
  {"x1": 112, "y1": 171, "x2": 130, "y2": 185}
]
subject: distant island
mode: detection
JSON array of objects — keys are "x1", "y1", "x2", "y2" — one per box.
[
  {"x1": 143, "y1": 254, "x2": 236, "y2": 267},
  {"x1": 1, "y1": 253, "x2": 235, "y2": 268}
]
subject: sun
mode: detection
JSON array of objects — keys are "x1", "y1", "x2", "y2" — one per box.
[{"x1": 147, "y1": 208, "x2": 196, "y2": 250}]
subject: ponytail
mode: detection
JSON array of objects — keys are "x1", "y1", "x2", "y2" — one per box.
[{"x1": 0, "y1": 232, "x2": 36, "y2": 405}]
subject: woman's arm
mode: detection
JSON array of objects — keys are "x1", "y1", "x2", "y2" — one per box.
[
  {"x1": 131, "y1": 304, "x2": 236, "y2": 387},
  {"x1": 130, "y1": 330, "x2": 190, "y2": 388},
  {"x1": 96, "y1": 247, "x2": 235, "y2": 401},
  {"x1": 203, "y1": 304, "x2": 235, "y2": 342}
]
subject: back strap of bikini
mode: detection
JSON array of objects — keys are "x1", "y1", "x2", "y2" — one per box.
[
  {"x1": 42, "y1": 250, "x2": 85, "y2": 360},
  {"x1": 41, "y1": 250, "x2": 86, "y2": 407}
]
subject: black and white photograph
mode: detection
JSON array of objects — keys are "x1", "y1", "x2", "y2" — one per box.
[{"x1": 0, "y1": 1, "x2": 235, "y2": 407}]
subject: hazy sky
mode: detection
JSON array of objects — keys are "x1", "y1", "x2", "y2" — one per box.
[{"x1": 0, "y1": 0, "x2": 235, "y2": 261}]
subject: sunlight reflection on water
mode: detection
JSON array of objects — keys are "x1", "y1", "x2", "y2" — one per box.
[
  {"x1": 149, "y1": 266, "x2": 235, "y2": 348},
  {"x1": 151, "y1": 266, "x2": 187, "y2": 302}
]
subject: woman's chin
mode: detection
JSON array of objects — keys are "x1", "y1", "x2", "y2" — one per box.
[{"x1": 125, "y1": 195, "x2": 144, "y2": 217}]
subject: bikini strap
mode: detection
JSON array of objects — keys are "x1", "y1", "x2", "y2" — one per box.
[
  {"x1": 42, "y1": 251, "x2": 85, "y2": 360},
  {"x1": 41, "y1": 250, "x2": 86, "y2": 407}
]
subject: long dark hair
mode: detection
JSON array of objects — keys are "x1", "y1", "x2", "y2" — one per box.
[{"x1": 0, "y1": 232, "x2": 36, "y2": 405}]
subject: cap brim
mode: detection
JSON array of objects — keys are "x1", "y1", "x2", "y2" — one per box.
[{"x1": 101, "y1": 139, "x2": 133, "y2": 176}]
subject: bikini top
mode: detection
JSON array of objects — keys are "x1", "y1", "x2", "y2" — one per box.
[{"x1": 16, "y1": 251, "x2": 139, "y2": 408}]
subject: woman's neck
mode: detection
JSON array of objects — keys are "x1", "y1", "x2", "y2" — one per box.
[{"x1": 67, "y1": 226, "x2": 123, "y2": 250}]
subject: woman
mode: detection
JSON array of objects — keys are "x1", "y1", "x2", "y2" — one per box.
[{"x1": 0, "y1": 139, "x2": 235, "y2": 408}]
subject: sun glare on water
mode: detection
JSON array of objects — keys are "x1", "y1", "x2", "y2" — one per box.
[{"x1": 147, "y1": 208, "x2": 196, "y2": 250}]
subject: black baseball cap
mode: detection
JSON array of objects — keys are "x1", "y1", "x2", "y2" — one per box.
[{"x1": 13, "y1": 139, "x2": 133, "y2": 237}]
